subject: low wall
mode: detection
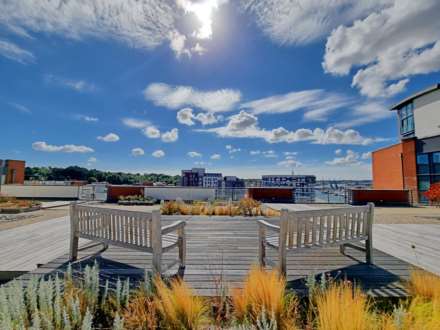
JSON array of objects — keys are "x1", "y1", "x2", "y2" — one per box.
[
  {"x1": 350, "y1": 189, "x2": 410, "y2": 206},
  {"x1": 247, "y1": 188, "x2": 294, "y2": 203},
  {"x1": 107, "y1": 185, "x2": 145, "y2": 202},
  {"x1": 0, "y1": 184, "x2": 80, "y2": 199},
  {"x1": 144, "y1": 186, "x2": 216, "y2": 201}
]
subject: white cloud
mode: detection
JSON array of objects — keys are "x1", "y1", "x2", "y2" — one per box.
[
  {"x1": 32, "y1": 141, "x2": 94, "y2": 153},
  {"x1": 241, "y1": 89, "x2": 353, "y2": 121},
  {"x1": 187, "y1": 151, "x2": 202, "y2": 158},
  {"x1": 323, "y1": 0, "x2": 440, "y2": 98},
  {"x1": 335, "y1": 149, "x2": 343, "y2": 156},
  {"x1": 177, "y1": 108, "x2": 195, "y2": 126},
  {"x1": 335, "y1": 102, "x2": 392, "y2": 128},
  {"x1": 0, "y1": 1, "x2": 178, "y2": 51},
  {"x1": 8, "y1": 102, "x2": 31, "y2": 114},
  {"x1": 0, "y1": 39, "x2": 34, "y2": 64},
  {"x1": 199, "y1": 111, "x2": 379, "y2": 145},
  {"x1": 97, "y1": 133, "x2": 120, "y2": 142},
  {"x1": 45, "y1": 74, "x2": 96, "y2": 92},
  {"x1": 225, "y1": 145, "x2": 241, "y2": 154},
  {"x1": 77, "y1": 114, "x2": 99, "y2": 122},
  {"x1": 325, "y1": 149, "x2": 363, "y2": 166},
  {"x1": 283, "y1": 151, "x2": 297, "y2": 156},
  {"x1": 152, "y1": 149, "x2": 165, "y2": 158},
  {"x1": 176, "y1": 107, "x2": 221, "y2": 126},
  {"x1": 240, "y1": 0, "x2": 390, "y2": 45},
  {"x1": 86, "y1": 157, "x2": 97, "y2": 166},
  {"x1": 144, "y1": 82, "x2": 241, "y2": 113},
  {"x1": 262, "y1": 150, "x2": 277, "y2": 158},
  {"x1": 169, "y1": 30, "x2": 191, "y2": 58},
  {"x1": 161, "y1": 128, "x2": 179, "y2": 143},
  {"x1": 361, "y1": 151, "x2": 372, "y2": 160},
  {"x1": 250, "y1": 150, "x2": 261, "y2": 156},
  {"x1": 143, "y1": 126, "x2": 161, "y2": 139},
  {"x1": 191, "y1": 43, "x2": 206, "y2": 55},
  {"x1": 177, "y1": 0, "x2": 227, "y2": 39},
  {"x1": 210, "y1": 153, "x2": 221, "y2": 160},
  {"x1": 131, "y1": 148, "x2": 145, "y2": 157},
  {"x1": 277, "y1": 159, "x2": 302, "y2": 168},
  {"x1": 194, "y1": 112, "x2": 221, "y2": 125},
  {"x1": 122, "y1": 118, "x2": 151, "y2": 129}
]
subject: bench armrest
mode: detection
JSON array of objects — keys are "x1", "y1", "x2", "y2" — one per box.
[
  {"x1": 257, "y1": 219, "x2": 280, "y2": 232},
  {"x1": 161, "y1": 220, "x2": 186, "y2": 235}
]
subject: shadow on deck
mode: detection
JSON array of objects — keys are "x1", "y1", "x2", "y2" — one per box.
[{"x1": 17, "y1": 216, "x2": 410, "y2": 297}]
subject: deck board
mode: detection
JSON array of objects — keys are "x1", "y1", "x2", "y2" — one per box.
[{"x1": 5, "y1": 215, "x2": 411, "y2": 297}]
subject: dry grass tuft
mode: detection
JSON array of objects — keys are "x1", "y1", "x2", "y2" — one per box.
[
  {"x1": 315, "y1": 281, "x2": 373, "y2": 330},
  {"x1": 154, "y1": 277, "x2": 208, "y2": 330},
  {"x1": 122, "y1": 290, "x2": 157, "y2": 329},
  {"x1": 231, "y1": 266, "x2": 298, "y2": 329},
  {"x1": 408, "y1": 269, "x2": 440, "y2": 300}
]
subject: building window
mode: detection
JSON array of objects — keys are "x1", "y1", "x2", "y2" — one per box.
[
  {"x1": 399, "y1": 102, "x2": 414, "y2": 136},
  {"x1": 416, "y1": 154, "x2": 430, "y2": 174},
  {"x1": 433, "y1": 152, "x2": 440, "y2": 174}
]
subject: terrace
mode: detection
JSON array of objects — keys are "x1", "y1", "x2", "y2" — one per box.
[{"x1": 2, "y1": 202, "x2": 432, "y2": 298}]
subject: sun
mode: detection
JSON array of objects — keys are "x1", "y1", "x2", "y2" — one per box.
[{"x1": 178, "y1": 0, "x2": 224, "y2": 39}]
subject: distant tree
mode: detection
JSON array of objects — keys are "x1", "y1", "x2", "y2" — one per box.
[
  {"x1": 424, "y1": 182, "x2": 440, "y2": 207},
  {"x1": 24, "y1": 166, "x2": 181, "y2": 185}
]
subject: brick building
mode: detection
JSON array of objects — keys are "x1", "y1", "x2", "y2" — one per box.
[
  {"x1": 0, "y1": 159, "x2": 25, "y2": 185},
  {"x1": 372, "y1": 84, "x2": 440, "y2": 203}
]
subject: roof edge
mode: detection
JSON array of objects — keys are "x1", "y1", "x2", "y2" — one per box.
[{"x1": 390, "y1": 83, "x2": 440, "y2": 111}]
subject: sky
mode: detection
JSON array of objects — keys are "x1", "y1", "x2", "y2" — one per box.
[{"x1": 1, "y1": 0, "x2": 439, "y2": 179}]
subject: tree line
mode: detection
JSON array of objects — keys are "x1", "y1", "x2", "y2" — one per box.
[{"x1": 25, "y1": 166, "x2": 181, "y2": 185}]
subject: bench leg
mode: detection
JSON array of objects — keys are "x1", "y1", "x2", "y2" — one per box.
[
  {"x1": 258, "y1": 226, "x2": 266, "y2": 267},
  {"x1": 153, "y1": 249, "x2": 162, "y2": 274},
  {"x1": 339, "y1": 244, "x2": 346, "y2": 255},
  {"x1": 366, "y1": 237, "x2": 373, "y2": 264},
  {"x1": 178, "y1": 227, "x2": 186, "y2": 268},
  {"x1": 69, "y1": 203, "x2": 79, "y2": 261},
  {"x1": 278, "y1": 247, "x2": 286, "y2": 277},
  {"x1": 69, "y1": 233, "x2": 79, "y2": 261}
]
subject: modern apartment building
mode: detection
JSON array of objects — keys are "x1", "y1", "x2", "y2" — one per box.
[
  {"x1": 202, "y1": 173, "x2": 223, "y2": 188},
  {"x1": 223, "y1": 176, "x2": 245, "y2": 189},
  {"x1": 261, "y1": 174, "x2": 316, "y2": 203},
  {"x1": 0, "y1": 159, "x2": 25, "y2": 185},
  {"x1": 181, "y1": 168, "x2": 223, "y2": 188},
  {"x1": 372, "y1": 84, "x2": 440, "y2": 203}
]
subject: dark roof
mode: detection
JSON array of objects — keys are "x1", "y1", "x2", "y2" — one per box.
[{"x1": 390, "y1": 84, "x2": 440, "y2": 110}]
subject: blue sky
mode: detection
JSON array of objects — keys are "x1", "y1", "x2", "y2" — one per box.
[{"x1": 1, "y1": 0, "x2": 439, "y2": 179}]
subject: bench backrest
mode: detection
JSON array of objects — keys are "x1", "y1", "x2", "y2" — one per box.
[
  {"x1": 70, "y1": 204, "x2": 160, "y2": 251},
  {"x1": 281, "y1": 203, "x2": 373, "y2": 249}
]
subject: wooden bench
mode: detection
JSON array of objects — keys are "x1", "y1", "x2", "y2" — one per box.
[
  {"x1": 69, "y1": 204, "x2": 186, "y2": 274},
  {"x1": 258, "y1": 203, "x2": 374, "y2": 276}
]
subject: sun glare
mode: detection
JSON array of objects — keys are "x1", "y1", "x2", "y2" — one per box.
[{"x1": 178, "y1": 0, "x2": 224, "y2": 39}]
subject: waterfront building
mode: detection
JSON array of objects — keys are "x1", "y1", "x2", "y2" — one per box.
[
  {"x1": 372, "y1": 84, "x2": 440, "y2": 203},
  {"x1": 261, "y1": 174, "x2": 316, "y2": 203},
  {"x1": 0, "y1": 159, "x2": 25, "y2": 185}
]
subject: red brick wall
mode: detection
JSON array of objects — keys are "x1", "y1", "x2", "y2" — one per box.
[
  {"x1": 107, "y1": 185, "x2": 144, "y2": 202},
  {"x1": 351, "y1": 189, "x2": 409, "y2": 206},
  {"x1": 247, "y1": 188, "x2": 293, "y2": 202},
  {"x1": 372, "y1": 144, "x2": 404, "y2": 190},
  {"x1": 5, "y1": 160, "x2": 25, "y2": 184},
  {"x1": 401, "y1": 138, "x2": 418, "y2": 203}
]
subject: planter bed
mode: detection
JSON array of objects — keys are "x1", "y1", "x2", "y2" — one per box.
[{"x1": 0, "y1": 205, "x2": 41, "y2": 214}]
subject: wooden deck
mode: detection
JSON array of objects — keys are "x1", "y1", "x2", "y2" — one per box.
[{"x1": 12, "y1": 216, "x2": 411, "y2": 297}]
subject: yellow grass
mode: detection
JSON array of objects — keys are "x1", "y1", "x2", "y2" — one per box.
[
  {"x1": 122, "y1": 291, "x2": 157, "y2": 329},
  {"x1": 231, "y1": 266, "x2": 298, "y2": 329},
  {"x1": 315, "y1": 281, "x2": 373, "y2": 330},
  {"x1": 154, "y1": 277, "x2": 208, "y2": 330},
  {"x1": 408, "y1": 269, "x2": 440, "y2": 300}
]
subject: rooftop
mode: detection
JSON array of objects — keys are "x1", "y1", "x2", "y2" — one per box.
[{"x1": 390, "y1": 83, "x2": 440, "y2": 110}]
